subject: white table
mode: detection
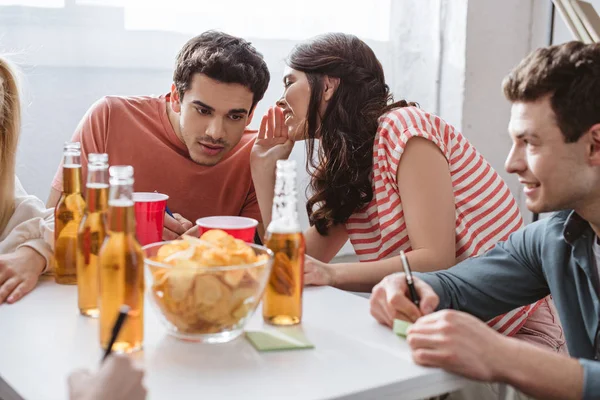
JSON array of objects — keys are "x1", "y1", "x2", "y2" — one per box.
[{"x1": 0, "y1": 279, "x2": 467, "y2": 400}]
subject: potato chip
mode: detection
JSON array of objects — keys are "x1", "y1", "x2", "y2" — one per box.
[
  {"x1": 229, "y1": 287, "x2": 257, "y2": 311},
  {"x1": 223, "y1": 269, "x2": 246, "y2": 288},
  {"x1": 181, "y1": 235, "x2": 215, "y2": 249},
  {"x1": 164, "y1": 245, "x2": 196, "y2": 264},
  {"x1": 166, "y1": 269, "x2": 196, "y2": 301},
  {"x1": 194, "y1": 276, "x2": 232, "y2": 322},
  {"x1": 229, "y1": 242, "x2": 257, "y2": 265},
  {"x1": 197, "y1": 248, "x2": 231, "y2": 266},
  {"x1": 156, "y1": 240, "x2": 190, "y2": 261},
  {"x1": 199, "y1": 229, "x2": 230, "y2": 244},
  {"x1": 193, "y1": 275, "x2": 228, "y2": 306}
]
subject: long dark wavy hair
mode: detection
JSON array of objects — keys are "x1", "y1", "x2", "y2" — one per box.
[{"x1": 288, "y1": 33, "x2": 415, "y2": 235}]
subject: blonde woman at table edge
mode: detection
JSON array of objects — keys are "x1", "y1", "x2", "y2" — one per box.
[
  {"x1": 0, "y1": 56, "x2": 146, "y2": 400},
  {"x1": 0, "y1": 56, "x2": 54, "y2": 304},
  {"x1": 250, "y1": 33, "x2": 565, "y2": 352}
]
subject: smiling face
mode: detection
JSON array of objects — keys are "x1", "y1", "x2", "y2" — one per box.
[
  {"x1": 276, "y1": 67, "x2": 311, "y2": 141},
  {"x1": 170, "y1": 73, "x2": 254, "y2": 166},
  {"x1": 505, "y1": 95, "x2": 600, "y2": 214}
]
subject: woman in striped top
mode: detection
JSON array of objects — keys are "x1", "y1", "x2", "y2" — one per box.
[{"x1": 251, "y1": 33, "x2": 563, "y2": 345}]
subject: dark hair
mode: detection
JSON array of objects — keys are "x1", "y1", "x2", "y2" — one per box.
[
  {"x1": 173, "y1": 30, "x2": 270, "y2": 111},
  {"x1": 503, "y1": 41, "x2": 600, "y2": 143},
  {"x1": 288, "y1": 33, "x2": 413, "y2": 235}
]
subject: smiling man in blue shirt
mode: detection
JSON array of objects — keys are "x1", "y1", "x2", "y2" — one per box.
[{"x1": 370, "y1": 41, "x2": 600, "y2": 400}]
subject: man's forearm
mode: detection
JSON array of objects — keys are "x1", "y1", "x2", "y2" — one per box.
[
  {"x1": 496, "y1": 336, "x2": 584, "y2": 400},
  {"x1": 415, "y1": 241, "x2": 550, "y2": 321}
]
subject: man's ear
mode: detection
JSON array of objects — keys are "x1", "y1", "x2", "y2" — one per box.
[
  {"x1": 588, "y1": 123, "x2": 600, "y2": 166},
  {"x1": 170, "y1": 83, "x2": 182, "y2": 113}
]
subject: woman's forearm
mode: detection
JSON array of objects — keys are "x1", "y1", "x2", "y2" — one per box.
[
  {"x1": 332, "y1": 248, "x2": 456, "y2": 292},
  {"x1": 251, "y1": 161, "x2": 277, "y2": 232}
]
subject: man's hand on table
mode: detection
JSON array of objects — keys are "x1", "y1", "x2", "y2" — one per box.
[{"x1": 407, "y1": 310, "x2": 509, "y2": 382}]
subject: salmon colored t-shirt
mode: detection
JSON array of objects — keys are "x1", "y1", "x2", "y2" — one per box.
[{"x1": 51, "y1": 94, "x2": 261, "y2": 224}]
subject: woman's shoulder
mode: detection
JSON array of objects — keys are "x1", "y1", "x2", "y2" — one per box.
[
  {"x1": 378, "y1": 106, "x2": 439, "y2": 137},
  {"x1": 379, "y1": 106, "x2": 444, "y2": 132},
  {"x1": 377, "y1": 106, "x2": 460, "y2": 141},
  {"x1": 379, "y1": 105, "x2": 421, "y2": 124},
  {"x1": 375, "y1": 106, "x2": 462, "y2": 162}
]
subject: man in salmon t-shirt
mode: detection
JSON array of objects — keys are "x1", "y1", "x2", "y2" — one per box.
[{"x1": 47, "y1": 31, "x2": 270, "y2": 240}]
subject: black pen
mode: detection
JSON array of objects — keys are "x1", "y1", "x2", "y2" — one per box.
[
  {"x1": 101, "y1": 305, "x2": 130, "y2": 363},
  {"x1": 400, "y1": 250, "x2": 420, "y2": 307}
]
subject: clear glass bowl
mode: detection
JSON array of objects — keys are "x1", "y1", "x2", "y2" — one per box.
[{"x1": 143, "y1": 241, "x2": 273, "y2": 344}]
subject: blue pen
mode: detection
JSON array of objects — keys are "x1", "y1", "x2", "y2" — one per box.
[{"x1": 154, "y1": 190, "x2": 174, "y2": 217}]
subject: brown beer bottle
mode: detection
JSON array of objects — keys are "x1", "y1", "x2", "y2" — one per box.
[
  {"x1": 263, "y1": 159, "x2": 305, "y2": 325},
  {"x1": 98, "y1": 166, "x2": 144, "y2": 353},
  {"x1": 54, "y1": 142, "x2": 86, "y2": 285},
  {"x1": 76, "y1": 153, "x2": 109, "y2": 317}
]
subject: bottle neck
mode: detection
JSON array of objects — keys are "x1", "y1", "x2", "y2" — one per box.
[
  {"x1": 86, "y1": 184, "x2": 109, "y2": 213},
  {"x1": 88, "y1": 166, "x2": 109, "y2": 185},
  {"x1": 86, "y1": 167, "x2": 109, "y2": 213},
  {"x1": 108, "y1": 183, "x2": 135, "y2": 233},
  {"x1": 63, "y1": 164, "x2": 82, "y2": 194},
  {"x1": 269, "y1": 169, "x2": 300, "y2": 234},
  {"x1": 108, "y1": 202, "x2": 136, "y2": 234}
]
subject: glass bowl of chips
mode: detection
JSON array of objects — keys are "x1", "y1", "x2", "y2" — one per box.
[{"x1": 143, "y1": 230, "x2": 273, "y2": 343}]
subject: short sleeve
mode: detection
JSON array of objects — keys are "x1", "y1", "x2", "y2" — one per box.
[{"x1": 376, "y1": 107, "x2": 451, "y2": 180}]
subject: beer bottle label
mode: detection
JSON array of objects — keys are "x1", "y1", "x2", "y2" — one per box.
[
  {"x1": 270, "y1": 252, "x2": 295, "y2": 296},
  {"x1": 58, "y1": 211, "x2": 74, "y2": 225},
  {"x1": 90, "y1": 231, "x2": 101, "y2": 255},
  {"x1": 82, "y1": 227, "x2": 91, "y2": 264}
]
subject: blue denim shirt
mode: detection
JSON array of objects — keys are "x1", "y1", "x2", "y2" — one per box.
[{"x1": 416, "y1": 210, "x2": 600, "y2": 399}]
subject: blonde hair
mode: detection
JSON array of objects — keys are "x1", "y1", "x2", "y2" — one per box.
[{"x1": 0, "y1": 56, "x2": 20, "y2": 233}]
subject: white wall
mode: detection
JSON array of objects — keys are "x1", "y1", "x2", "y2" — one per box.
[
  {"x1": 389, "y1": 0, "x2": 552, "y2": 224},
  {"x1": 1, "y1": 2, "x2": 390, "y2": 256},
  {"x1": 462, "y1": 0, "x2": 551, "y2": 225}
]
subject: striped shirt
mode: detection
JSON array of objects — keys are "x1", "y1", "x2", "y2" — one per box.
[{"x1": 345, "y1": 106, "x2": 543, "y2": 336}]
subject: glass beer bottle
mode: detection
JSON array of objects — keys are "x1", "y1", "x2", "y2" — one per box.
[
  {"x1": 98, "y1": 166, "x2": 144, "y2": 353},
  {"x1": 76, "y1": 153, "x2": 109, "y2": 317},
  {"x1": 263, "y1": 159, "x2": 306, "y2": 325},
  {"x1": 54, "y1": 142, "x2": 86, "y2": 285}
]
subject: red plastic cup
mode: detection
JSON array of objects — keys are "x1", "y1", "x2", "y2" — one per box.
[
  {"x1": 196, "y1": 216, "x2": 258, "y2": 243},
  {"x1": 133, "y1": 192, "x2": 169, "y2": 246}
]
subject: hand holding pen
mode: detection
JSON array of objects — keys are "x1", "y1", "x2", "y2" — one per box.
[
  {"x1": 162, "y1": 210, "x2": 194, "y2": 240},
  {"x1": 369, "y1": 251, "x2": 441, "y2": 326},
  {"x1": 400, "y1": 250, "x2": 420, "y2": 307}
]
